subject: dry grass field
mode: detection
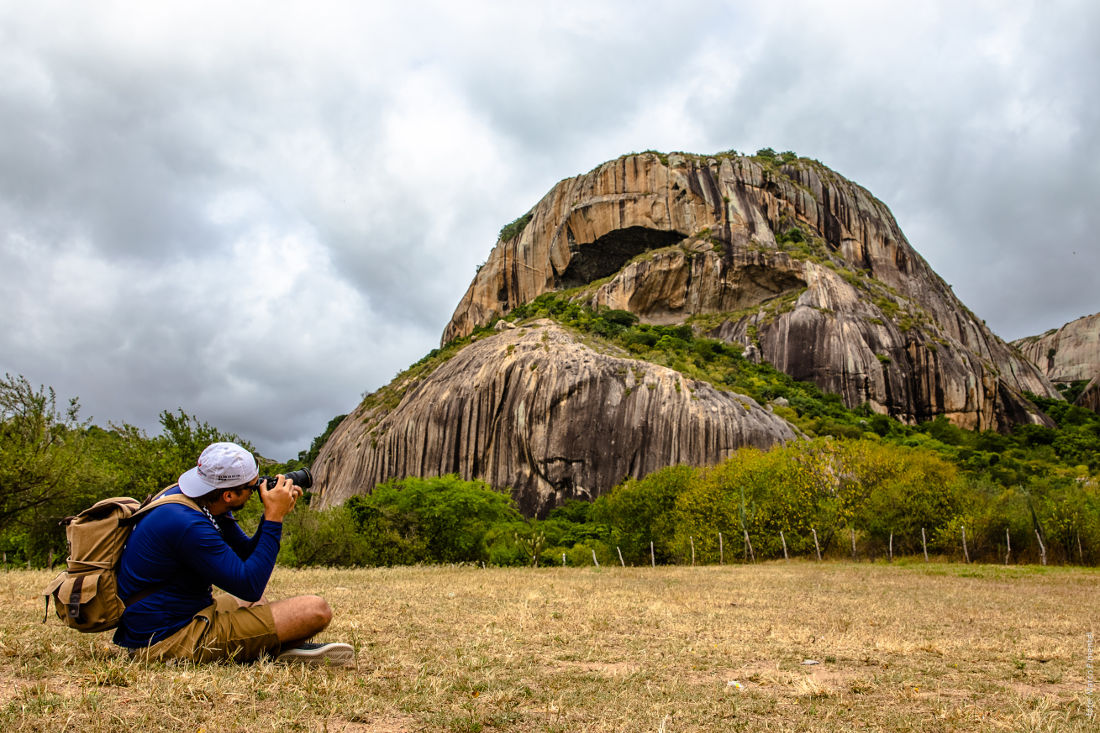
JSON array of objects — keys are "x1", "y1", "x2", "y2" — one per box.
[{"x1": 2, "y1": 561, "x2": 1097, "y2": 732}]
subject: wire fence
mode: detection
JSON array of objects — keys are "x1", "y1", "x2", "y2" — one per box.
[
  {"x1": 4, "y1": 522, "x2": 1084, "y2": 570},
  {"x1": 558, "y1": 524, "x2": 1085, "y2": 568}
]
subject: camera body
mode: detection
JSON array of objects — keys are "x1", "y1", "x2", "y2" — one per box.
[{"x1": 257, "y1": 467, "x2": 313, "y2": 491}]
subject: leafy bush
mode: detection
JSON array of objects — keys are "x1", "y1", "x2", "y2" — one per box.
[
  {"x1": 345, "y1": 475, "x2": 521, "y2": 564},
  {"x1": 589, "y1": 465, "x2": 695, "y2": 564},
  {"x1": 854, "y1": 443, "x2": 965, "y2": 554},
  {"x1": 278, "y1": 504, "x2": 374, "y2": 567},
  {"x1": 499, "y1": 211, "x2": 533, "y2": 242},
  {"x1": 776, "y1": 227, "x2": 804, "y2": 244},
  {"x1": 676, "y1": 446, "x2": 800, "y2": 561}
]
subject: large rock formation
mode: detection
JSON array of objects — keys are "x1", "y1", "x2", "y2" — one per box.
[
  {"x1": 444, "y1": 151, "x2": 1058, "y2": 430},
  {"x1": 315, "y1": 150, "x2": 1063, "y2": 515},
  {"x1": 314, "y1": 320, "x2": 798, "y2": 515},
  {"x1": 1012, "y1": 312, "x2": 1100, "y2": 412},
  {"x1": 1012, "y1": 313, "x2": 1100, "y2": 384}
]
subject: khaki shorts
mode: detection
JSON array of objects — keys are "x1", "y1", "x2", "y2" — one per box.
[{"x1": 131, "y1": 594, "x2": 280, "y2": 664}]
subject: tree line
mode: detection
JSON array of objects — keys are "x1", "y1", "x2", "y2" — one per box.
[
  {"x1": 277, "y1": 437, "x2": 1099, "y2": 568},
  {"x1": 0, "y1": 373, "x2": 315, "y2": 565}
]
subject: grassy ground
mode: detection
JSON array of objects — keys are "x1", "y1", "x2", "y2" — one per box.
[{"x1": 3, "y1": 561, "x2": 1097, "y2": 731}]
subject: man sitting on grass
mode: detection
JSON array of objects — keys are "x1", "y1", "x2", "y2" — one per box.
[{"x1": 113, "y1": 441, "x2": 353, "y2": 666}]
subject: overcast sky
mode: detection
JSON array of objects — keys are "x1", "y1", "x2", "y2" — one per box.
[{"x1": 1, "y1": 1, "x2": 1097, "y2": 460}]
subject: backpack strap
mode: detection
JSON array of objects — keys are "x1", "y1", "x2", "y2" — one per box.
[
  {"x1": 66, "y1": 575, "x2": 86, "y2": 622},
  {"x1": 134, "y1": 493, "x2": 201, "y2": 516},
  {"x1": 125, "y1": 486, "x2": 202, "y2": 524},
  {"x1": 118, "y1": 488, "x2": 204, "y2": 605}
]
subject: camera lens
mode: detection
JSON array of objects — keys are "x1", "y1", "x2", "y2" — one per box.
[
  {"x1": 284, "y1": 467, "x2": 313, "y2": 490},
  {"x1": 256, "y1": 467, "x2": 314, "y2": 491}
]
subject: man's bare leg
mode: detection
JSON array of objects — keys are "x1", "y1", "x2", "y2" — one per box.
[
  {"x1": 225, "y1": 593, "x2": 333, "y2": 646},
  {"x1": 267, "y1": 595, "x2": 353, "y2": 665},
  {"x1": 268, "y1": 594, "x2": 333, "y2": 646}
]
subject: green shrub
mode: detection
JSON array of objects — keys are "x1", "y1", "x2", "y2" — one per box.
[
  {"x1": 777, "y1": 227, "x2": 804, "y2": 244},
  {"x1": 1033, "y1": 476, "x2": 1100, "y2": 563},
  {"x1": 345, "y1": 475, "x2": 521, "y2": 564},
  {"x1": 279, "y1": 504, "x2": 374, "y2": 567},
  {"x1": 601, "y1": 309, "x2": 640, "y2": 327},
  {"x1": 590, "y1": 465, "x2": 696, "y2": 564},
  {"x1": 853, "y1": 443, "x2": 964, "y2": 554},
  {"x1": 562, "y1": 541, "x2": 614, "y2": 567},
  {"x1": 499, "y1": 212, "x2": 533, "y2": 242}
]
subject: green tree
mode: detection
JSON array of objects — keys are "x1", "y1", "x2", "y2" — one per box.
[
  {"x1": 0, "y1": 375, "x2": 119, "y2": 563},
  {"x1": 346, "y1": 475, "x2": 521, "y2": 564},
  {"x1": 0, "y1": 374, "x2": 89, "y2": 533},
  {"x1": 589, "y1": 465, "x2": 696, "y2": 564},
  {"x1": 854, "y1": 442, "x2": 964, "y2": 554},
  {"x1": 1033, "y1": 476, "x2": 1100, "y2": 563},
  {"x1": 98, "y1": 409, "x2": 252, "y2": 499}
]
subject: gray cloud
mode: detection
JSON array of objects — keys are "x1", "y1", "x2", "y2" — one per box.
[{"x1": 1, "y1": 1, "x2": 1097, "y2": 459}]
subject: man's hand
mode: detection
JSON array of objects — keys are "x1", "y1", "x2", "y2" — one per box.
[{"x1": 257, "y1": 474, "x2": 302, "y2": 523}]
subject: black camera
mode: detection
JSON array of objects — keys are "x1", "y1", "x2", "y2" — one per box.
[{"x1": 257, "y1": 467, "x2": 313, "y2": 491}]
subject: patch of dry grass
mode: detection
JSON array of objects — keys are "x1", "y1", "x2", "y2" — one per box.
[{"x1": 3, "y1": 561, "x2": 1097, "y2": 731}]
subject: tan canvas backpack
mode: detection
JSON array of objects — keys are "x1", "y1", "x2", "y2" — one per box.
[{"x1": 42, "y1": 491, "x2": 199, "y2": 633}]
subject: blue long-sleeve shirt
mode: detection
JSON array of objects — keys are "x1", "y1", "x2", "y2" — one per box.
[{"x1": 112, "y1": 486, "x2": 282, "y2": 648}]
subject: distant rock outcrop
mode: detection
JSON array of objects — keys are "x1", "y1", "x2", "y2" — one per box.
[
  {"x1": 314, "y1": 320, "x2": 798, "y2": 515},
  {"x1": 1079, "y1": 376, "x2": 1100, "y2": 413},
  {"x1": 1012, "y1": 313, "x2": 1100, "y2": 383},
  {"x1": 1013, "y1": 312, "x2": 1100, "y2": 411},
  {"x1": 444, "y1": 152, "x2": 1057, "y2": 431}
]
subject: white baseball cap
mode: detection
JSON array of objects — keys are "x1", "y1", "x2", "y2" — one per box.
[{"x1": 177, "y1": 441, "x2": 259, "y2": 498}]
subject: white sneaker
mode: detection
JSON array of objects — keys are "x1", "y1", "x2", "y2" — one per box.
[{"x1": 275, "y1": 642, "x2": 355, "y2": 667}]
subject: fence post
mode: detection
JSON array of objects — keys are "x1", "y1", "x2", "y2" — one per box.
[
  {"x1": 961, "y1": 525, "x2": 970, "y2": 564},
  {"x1": 812, "y1": 528, "x2": 822, "y2": 561},
  {"x1": 690, "y1": 536, "x2": 695, "y2": 566},
  {"x1": 1035, "y1": 529, "x2": 1047, "y2": 566},
  {"x1": 922, "y1": 528, "x2": 929, "y2": 562},
  {"x1": 47, "y1": 549, "x2": 55, "y2": 568},
  {"x1": 1077, "y1": 531, "x2": 1084, "y2": 564},
  {"x1": 617, "y1": 546, "x2": 625, "y2": 567},
  {"x1": 591, "y1": 549, "x2": 600, "y2": 567},
  {"x1": 850, "y1": 528, "x2": 857, "y2": 561},
  {"x1": 888, "y1": 532, "x2": 893, "y2": 563},
  {"x1": 650, "y1": 541, "x2": 655, "y2": 568},
  {"x1": 562, "y1": 553, "x2": 566, "y2": 567},
  {"x1": 719, "y1": 532, "x2": 724, "y2": 565},
  {"x1": 780, "y1": 530, "x2": 788, "y2": 561},
  {"x1": 1005, "y1": 528, "x2": 1011, "y2": 565},
  {"x1": 744, "y1": 530, "x2": 755, "y2": 563}
]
